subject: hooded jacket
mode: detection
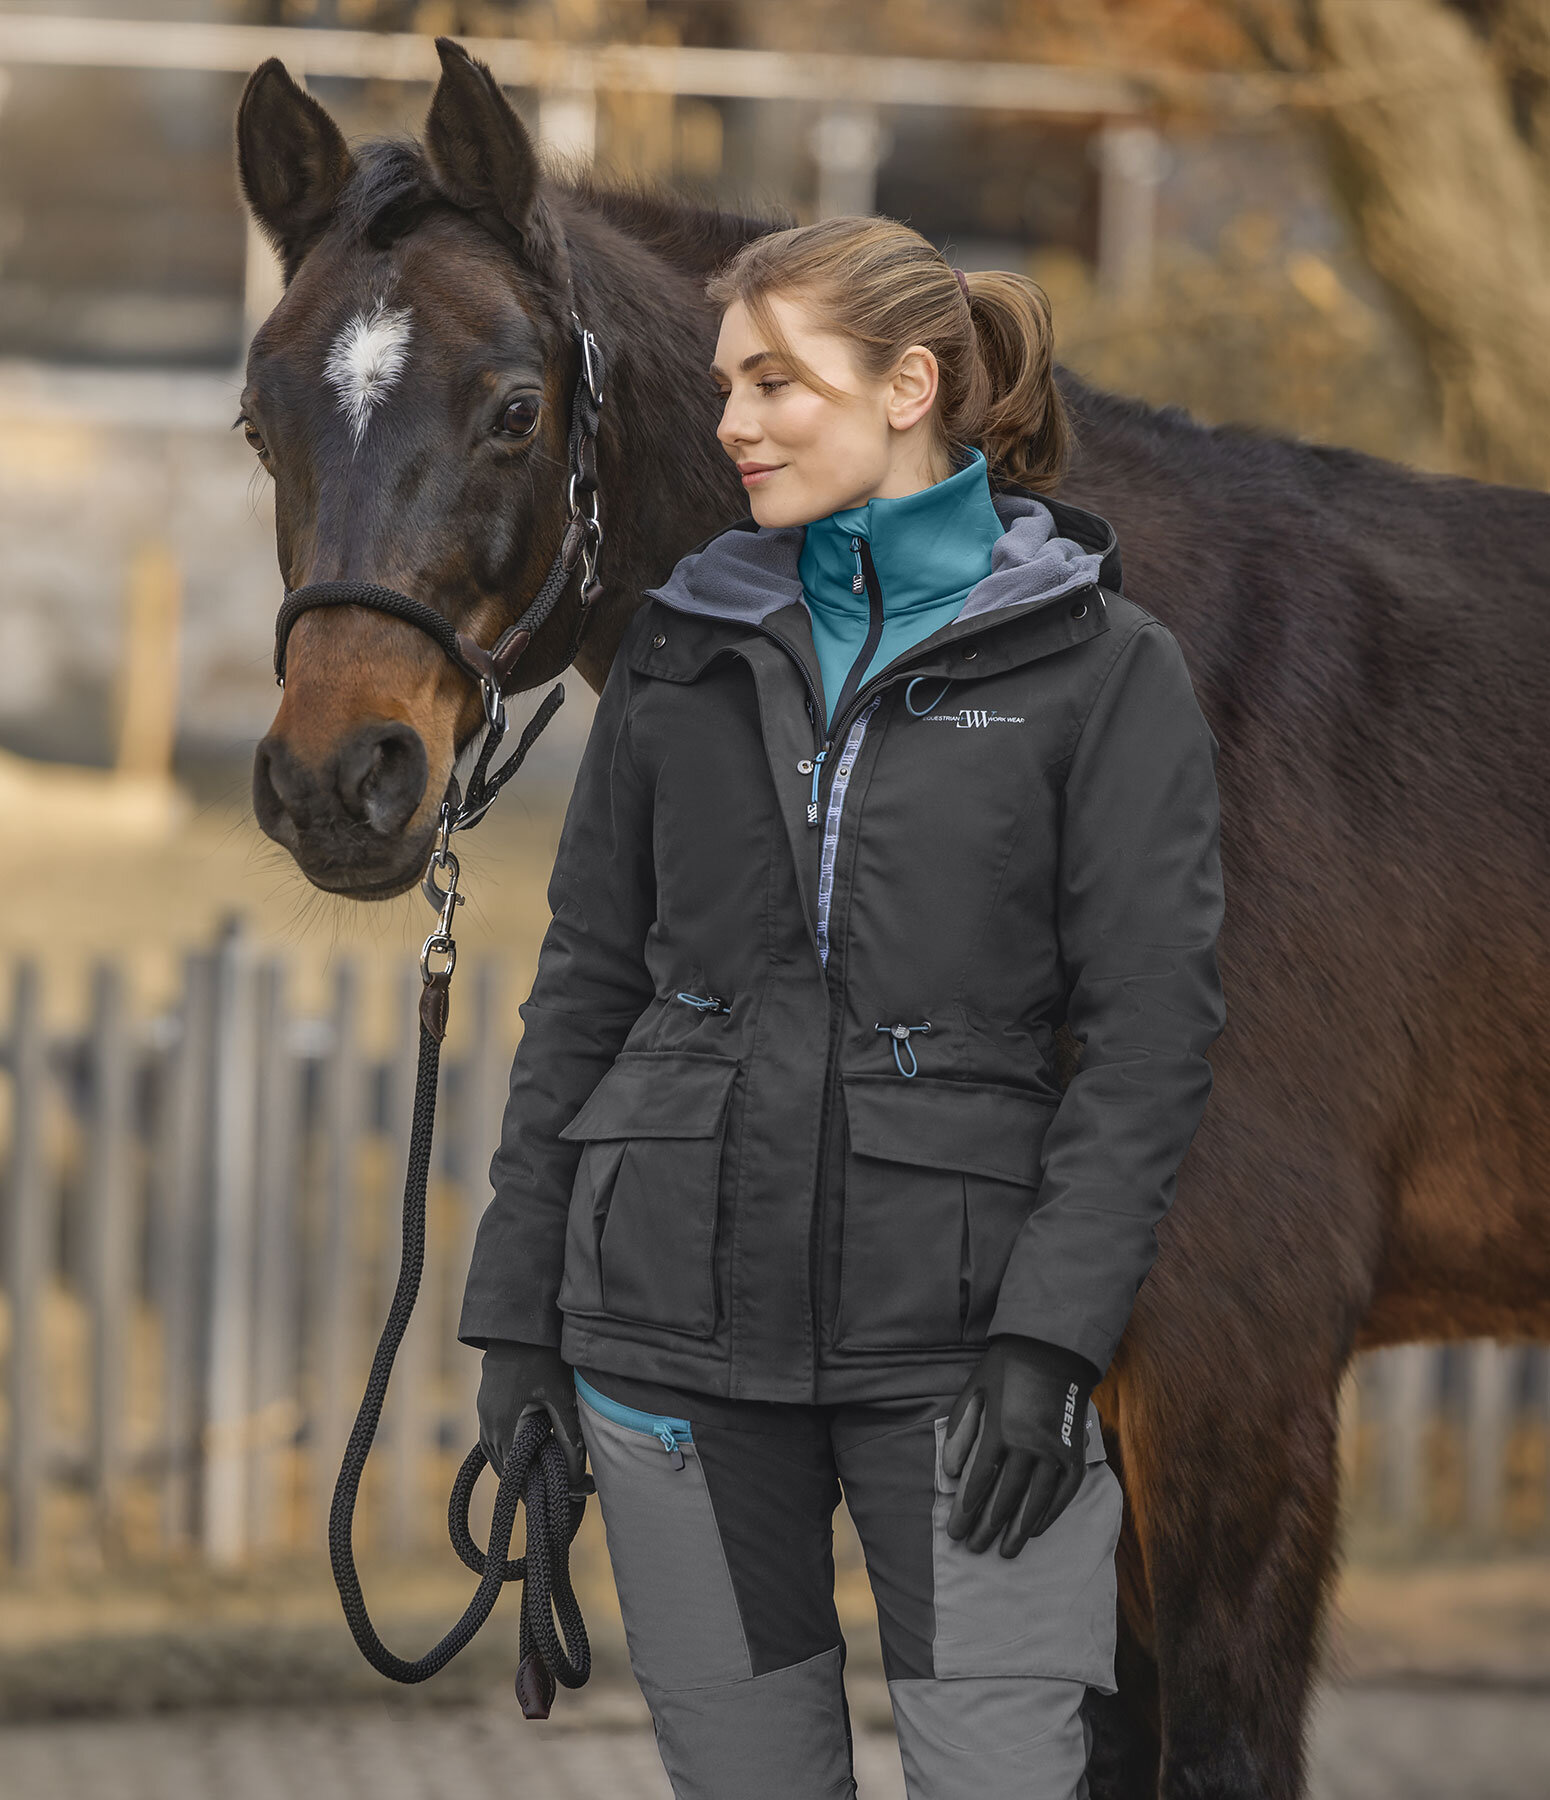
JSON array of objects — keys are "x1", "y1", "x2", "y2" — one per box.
[{"x1": 460, "y1": 484, "x2": 1227, "y2": 1403}]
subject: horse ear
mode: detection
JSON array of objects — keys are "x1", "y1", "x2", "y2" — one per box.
[
  {"x1": 425, "y1": 38, "x2": 565, "y2": 280},
  {"x1": 236, "y1": 59, "x2": 353, "y2": 281}
]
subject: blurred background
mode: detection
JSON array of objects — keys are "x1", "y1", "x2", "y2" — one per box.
[{"x1": 0, "y1": 2, "x2": 1547, "y2": 1795}]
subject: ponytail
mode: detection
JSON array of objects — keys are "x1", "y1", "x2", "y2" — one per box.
[{"x1": 959, "y1": 269, "x2": 1073, "y2": 491}]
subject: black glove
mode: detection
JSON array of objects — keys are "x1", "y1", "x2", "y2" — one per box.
[
  {"x1": 476, "y1": 1338, "x2": 590, "y2": 1498},
  {"x1": 942, "y1": 1334, "x2": 1102, "y2": 1558}
]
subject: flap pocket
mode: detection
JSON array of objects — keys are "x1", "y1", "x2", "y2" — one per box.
[
  {"x1": 559, "y1": 1051, "x2": 739, "y2": 1142},
  {"x1": 842, "y1": 1074, "x2": 1057, "y2": 1187}
]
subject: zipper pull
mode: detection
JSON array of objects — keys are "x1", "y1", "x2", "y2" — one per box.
[
  {"x1": 675, "y1": 990, "x2": 730, "y2": 1014},
  {"x1": 806, "y1": 747, "x2": 828, "y2": 826},
  {"x1": 851, "y1": 536, "x2": 865, "y2": 595},
  {"x1": 655, "y1": 1424, "x2": 687, "y2": 1470}
]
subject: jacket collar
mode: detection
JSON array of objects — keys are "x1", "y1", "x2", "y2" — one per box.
[
  {"x1": 644, "y1": 487, "x2": 1122, "y2": 633},
  {"x1": 799, "y1": 446, "x2": 1008, "y2": 624}
]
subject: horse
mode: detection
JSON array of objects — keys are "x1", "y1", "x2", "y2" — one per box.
[{"x1": 236, "y1": 38, "x2": 1550, "y2": 1800}]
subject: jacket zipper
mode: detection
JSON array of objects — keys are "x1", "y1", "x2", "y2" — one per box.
[{"x1": 574, "y1": 1372, "x2": 692, "y2": 1471}]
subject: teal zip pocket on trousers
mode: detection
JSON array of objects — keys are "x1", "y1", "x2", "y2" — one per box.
[{"x1": 574, "y1": 1372, "x2": 693, "y2": 1469}]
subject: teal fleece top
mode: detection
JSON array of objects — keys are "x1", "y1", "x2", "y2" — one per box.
[{"x1": 798, "y1": 445, "x2": 1006, "y2": 731}]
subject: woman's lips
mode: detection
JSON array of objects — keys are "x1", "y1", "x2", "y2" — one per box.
[{"x1": 739, "y1": 464, "x2": 781, "y2": 487}]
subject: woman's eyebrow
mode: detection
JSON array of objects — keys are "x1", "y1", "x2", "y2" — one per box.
[{"x1": 708, "y1": 351, "x2": 777, "y2": 380}]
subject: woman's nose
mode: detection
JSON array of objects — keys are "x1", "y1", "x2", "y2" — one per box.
[{"x1": 716, "y1": 398, "x2": 754, "y2": 451}]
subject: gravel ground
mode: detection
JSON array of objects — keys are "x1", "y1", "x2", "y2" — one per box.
[{"x1": 3, "y1": 1682, "x2": 1549, "y2": 1800}]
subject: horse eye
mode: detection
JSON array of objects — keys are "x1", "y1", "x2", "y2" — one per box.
[
  {"x1": 241, "y1": 418, "x2": 269, "y2": 460},
  {"x1": 499, "y1": 396, "x2": 540, "y2": 438}
]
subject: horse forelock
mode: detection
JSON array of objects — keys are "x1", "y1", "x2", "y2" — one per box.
[{"x1": 336, "y1": 139, "x2": 439, "y2": 248}]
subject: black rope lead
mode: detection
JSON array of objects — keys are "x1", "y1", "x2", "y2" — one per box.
[
  {"x1": 327, "y1": 1004, "x2": 590, "y2": 1715},
  {"x1": 299, "y1": 303, "x2": 606, "y2": 1718}
]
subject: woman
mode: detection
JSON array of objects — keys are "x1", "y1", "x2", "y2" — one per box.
[{"x1": 460, "y1": 215, "x2": 1226, "y2": 1800}]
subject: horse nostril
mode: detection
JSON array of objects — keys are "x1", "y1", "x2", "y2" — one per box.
[
  {"x1": 253, "y1": 734, "x2": 308, "y2": 840},
  {"x1": 336, "y1": 721, "x2": 429, "y2": 836}
]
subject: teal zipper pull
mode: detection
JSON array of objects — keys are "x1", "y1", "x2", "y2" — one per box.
[
  {"x1": 655, "y1": 1423, "x2": 687, "y2": 1470},
  {"x1": 806, "y1": 747, "x2": 828, "y2": 826},
  {"x1": 850, "y1": 536, "x2": 865, "y2": 594}
]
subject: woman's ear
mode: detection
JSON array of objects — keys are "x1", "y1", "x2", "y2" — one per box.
[{"x1": 886, "y1": 344, "x2": 940, "y2": 433}]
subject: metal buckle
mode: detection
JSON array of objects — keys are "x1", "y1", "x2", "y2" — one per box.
[{"x1": 572, "y1": 312, "x2": 603, "y2": 405}]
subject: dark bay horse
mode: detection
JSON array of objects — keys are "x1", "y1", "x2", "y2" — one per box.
[{"x1": 236, "y1": 38, "x2": 1550, "y2": 1800}]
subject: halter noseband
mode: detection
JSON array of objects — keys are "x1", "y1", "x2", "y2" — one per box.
[{"x1": 271, "y1": 306, "x2": 607, "y2": 838}]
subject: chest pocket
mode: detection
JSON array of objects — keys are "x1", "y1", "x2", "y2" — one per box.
[{"x1": 556, "y1": 1051, "x2": 740, "y2": 1338}]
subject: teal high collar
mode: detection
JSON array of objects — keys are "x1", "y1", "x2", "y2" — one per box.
[{"x1": 798, "y1": 445, "x2": 1007, "y2": 726}]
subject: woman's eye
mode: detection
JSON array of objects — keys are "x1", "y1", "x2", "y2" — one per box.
[
  {"x1": 498, "y1": 396, "x2": 541, "y2": 437},
  {"x1": 758, "y1": 378, "x2": 788, "y2": 395}
]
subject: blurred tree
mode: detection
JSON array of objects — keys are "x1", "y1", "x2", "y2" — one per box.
[{"x1": 1238, "y1": 0, "x2": 1550, "y2": 486}]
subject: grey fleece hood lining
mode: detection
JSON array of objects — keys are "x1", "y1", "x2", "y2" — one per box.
[{"x1": 643, "y1": 493, "x2": 1109, "y2": 633}]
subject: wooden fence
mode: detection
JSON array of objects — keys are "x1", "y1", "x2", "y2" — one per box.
[{"x1": 2, "y1": 921, "x2": 1548, "y2": 1572}]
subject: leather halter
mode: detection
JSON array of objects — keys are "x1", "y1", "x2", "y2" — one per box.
[{"x1": 271, "y1": 307, "x2": 607, "y2": 835}]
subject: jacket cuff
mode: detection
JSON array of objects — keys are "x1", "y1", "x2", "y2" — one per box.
[{"x1": 457, "y1": 1298, "x2": 563, "y2": 1352}]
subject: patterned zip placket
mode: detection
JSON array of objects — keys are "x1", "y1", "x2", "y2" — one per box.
[{"x1": 815, "y1": 695, "x2": 882, "y2": 967}]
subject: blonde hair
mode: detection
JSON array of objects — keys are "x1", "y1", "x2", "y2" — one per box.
[{"x1": 704, "y1": 214, "x2": 1073, "y2": 492}]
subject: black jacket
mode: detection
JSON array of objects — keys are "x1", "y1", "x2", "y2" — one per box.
[{"x1": 460, "y1": 489, "x2": 1227, "y2": 1402}]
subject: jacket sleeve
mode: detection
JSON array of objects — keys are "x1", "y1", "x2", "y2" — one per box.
[
  {"x1": 987, "y1": 618, "x2": 1227, "y2": 1374},
  {"x1": 458, "y1": 614, "x2": 658, "y2": 1349}
]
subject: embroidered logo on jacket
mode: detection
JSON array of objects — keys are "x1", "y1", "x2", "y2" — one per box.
[{"x1": 924, "y1": 708, "x2": 1026, "y2": 729}]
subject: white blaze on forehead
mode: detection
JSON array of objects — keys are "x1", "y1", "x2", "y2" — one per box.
[{"x1": 324, "y1": 299, "x2": 413, "y2": 446}]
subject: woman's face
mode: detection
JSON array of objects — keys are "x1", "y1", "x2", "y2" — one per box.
[{"x1": 711, "y1": 293, "x2": 943, "y2": 528}]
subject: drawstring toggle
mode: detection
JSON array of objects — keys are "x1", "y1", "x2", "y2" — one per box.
[{"x1": 876, "y1": 1020, "x2": 932, "y2": 1078}]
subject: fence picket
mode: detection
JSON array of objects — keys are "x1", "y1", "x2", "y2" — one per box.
[
  {"x1": 152, "y1": 953, "x2": 215, "y2": 1544},
  {"x1": 249, "y1": 958, "x2": 299, "y2": 1550},
  {"x1": 4, "y1": 963, "x2": 50, "y2": 1568},
  {"x1": 1380, "y1": 1344, "x2": 1440, "y2": 1531},
  {"x1": 202, "y1": 921, "x2": 261, "y2": 1564},
  {"x1": 315, "y1": 957, "x2": 361, "y2": 1537},
  {"x1": 85, "y1": 961, "x2": 135, "y2": 1549}
]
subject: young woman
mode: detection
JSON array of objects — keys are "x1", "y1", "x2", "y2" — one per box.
[{"x1": 460, "y1": 216, "x2": 1226, "y2": 1800}]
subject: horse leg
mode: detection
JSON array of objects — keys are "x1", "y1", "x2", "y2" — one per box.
[
  {"x1": 1084, "y1": 1413, "x2": 1163, "y2": 1799},
  {"x1": 1126, "y1": 1325, "x2": 1346, "y2": 1800}
]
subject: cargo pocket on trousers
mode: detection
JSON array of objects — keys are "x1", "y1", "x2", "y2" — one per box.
[
  {"x1": 929, "y1": 1403, "x2": 1121, "y2": 1693},
  {"x1": 556, "y1": 1050, "x2": 739, "y2": 1337},
  {"x1": 835, "y1": 1076, "x2": 1058, "y2": 1351}
]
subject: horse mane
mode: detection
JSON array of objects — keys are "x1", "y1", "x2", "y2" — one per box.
[
  {"x1": 331, "y1": 137, "x2": 787, "y2": 282},
  {"x1": 556, "y1": 166, "x2": 792, "y2": 276}
]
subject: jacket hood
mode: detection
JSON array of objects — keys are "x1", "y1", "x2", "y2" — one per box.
[{"x1": 643, "y1": 488, "x2": 1122, "y2": 630}]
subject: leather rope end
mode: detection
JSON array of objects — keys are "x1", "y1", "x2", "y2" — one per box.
[
  {"x1": 419, "y1": 968, "x2": 452, "y2": 1043},
  {"x1": 516, "y1": 1648, "x2": 557, "y2": 1720}
]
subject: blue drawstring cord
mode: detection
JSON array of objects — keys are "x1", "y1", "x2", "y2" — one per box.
[
  {"x1": 905, "y1": 677, "x2": 952, "y2": 716},
  {"x1": 675, "y1": 991, "x2": 730, "y2": 1015},
  {"x1": 876, "y1": 1021, "x2": 932, "y2": 1077}
]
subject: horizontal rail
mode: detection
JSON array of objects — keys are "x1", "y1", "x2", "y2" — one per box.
[{"x1": 0, "y1": 14, "x2": 1305, "y2": 117}]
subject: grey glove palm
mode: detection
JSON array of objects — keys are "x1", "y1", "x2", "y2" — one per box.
[{"x1": 942, "y1": 1333, "x2": 1102, "y2": 1557}]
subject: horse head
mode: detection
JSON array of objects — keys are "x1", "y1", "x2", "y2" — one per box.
[{"x1": 237, "y1": 39, "x2": 757, "y2": 897}]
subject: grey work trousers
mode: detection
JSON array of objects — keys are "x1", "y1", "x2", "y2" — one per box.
[{"x1": 574, "y1": 1364, "x2": 1123, "y2": 1800}]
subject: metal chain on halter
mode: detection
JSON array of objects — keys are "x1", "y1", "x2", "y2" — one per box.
[{"x1": 317, "y1": 305, "x2": 608, "y2": 1718}]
